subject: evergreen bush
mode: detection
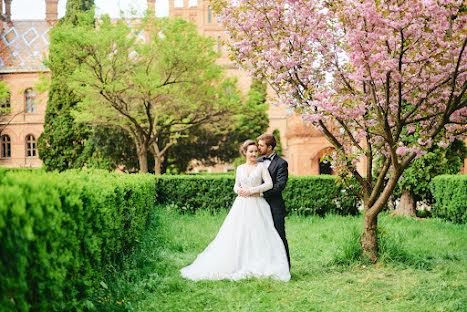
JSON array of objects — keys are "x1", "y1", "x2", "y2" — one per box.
[
  {"x1": 0, "y1": 169, "x2": 155, "y2": 311},
  {"x1": 430, "y1": 174, "x2": 467, "y2": 224},
  {"x1": 155, "y1": 175, "x2": 360, "y2": 216}
]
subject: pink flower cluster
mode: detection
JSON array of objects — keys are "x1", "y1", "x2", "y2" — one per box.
[{"x1": 217, "y1": 0, "x2": 466, "y2": 171}]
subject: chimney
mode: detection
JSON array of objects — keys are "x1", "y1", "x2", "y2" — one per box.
[
  {"x1": 45, "y1": 0, "x2": 58, "y2": 21},
  {"x1": 147, "y1": 0, "x2": 155, "y2": 15},
  {"x1": 4, "y1": 0, "x2": 12, "y2": 22}
]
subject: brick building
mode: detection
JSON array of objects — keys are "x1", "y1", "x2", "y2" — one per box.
[
  {"x1": 0, "y1": 0, "x2": 464, "y2": 174},
  {"x1": 0, "y1": 0, "x2": 57, "y2": 168}
]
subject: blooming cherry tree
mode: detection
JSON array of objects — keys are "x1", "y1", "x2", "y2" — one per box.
[{"x1": 214, "y1": 0, "x2": 467, "y2": 261}]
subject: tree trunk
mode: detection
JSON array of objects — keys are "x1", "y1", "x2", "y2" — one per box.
[
  {"x1": 136, "y1": 144, "x2": 148, "y2": 173},
  {"x1": 360, "y1": 210, "x2": 378, "y2": 263},
  {"x1": 154, "y1": 155, "x2": 162, "y2": 175},
  {"x1": 392, "y1": 189, "x2": 417, "y2": 217}
]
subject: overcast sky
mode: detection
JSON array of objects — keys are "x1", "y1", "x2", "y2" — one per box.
[{"x1": 11, "y1": 0, "x2": 169, "y2": 20}]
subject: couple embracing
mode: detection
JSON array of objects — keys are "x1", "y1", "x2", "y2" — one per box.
[{"x1": 181, "y1": 134, "x2": 291, "y2": 282}]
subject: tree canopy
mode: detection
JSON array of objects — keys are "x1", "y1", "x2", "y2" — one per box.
[{"x1": 60, "y1": 13, "x2": 238, "y2": 173}]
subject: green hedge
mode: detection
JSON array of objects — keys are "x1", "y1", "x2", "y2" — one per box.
[
  {"x1": 155, "y1": 175, "x2": 359, "y2": 216},
  {"x1": 0, "y1": 169, "x2": 155, "y2": 311},
  {"x1": 430, "y1": 174, "x2": 467, "y2": 224}
]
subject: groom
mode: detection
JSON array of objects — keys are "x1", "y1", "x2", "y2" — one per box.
[{"x1": 256, "y1": 133, "x2": 290, "y2": 269}]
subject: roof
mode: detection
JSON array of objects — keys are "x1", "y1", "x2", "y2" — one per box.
[{"x1": 0, "y1": 20, "x2": 52, "y2": 70}]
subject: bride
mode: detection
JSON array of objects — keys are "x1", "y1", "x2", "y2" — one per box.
[{"x1": 180, "y1": 140, "x2": 290, "y2": 282}]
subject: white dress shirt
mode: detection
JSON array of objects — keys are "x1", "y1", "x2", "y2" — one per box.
[{"x1": 263, "y1": 152, "x2": 276, "y2": 168}]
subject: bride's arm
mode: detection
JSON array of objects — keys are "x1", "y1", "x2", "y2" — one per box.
[
  {"x1": 233, "y1": 166, "x2": 242, "y2": 194},
  {"x1": 248, "y1": 164, "x2": 273, "y2": 194}
]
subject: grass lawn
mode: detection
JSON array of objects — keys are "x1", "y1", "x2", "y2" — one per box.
[{"x1": 93, "y1": 206, "x2": 467, "y2": 312}]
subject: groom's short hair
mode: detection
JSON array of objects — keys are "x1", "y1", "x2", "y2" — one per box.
[{"x1": 257, "y1": 134, "x2": 276, "y2": 149}]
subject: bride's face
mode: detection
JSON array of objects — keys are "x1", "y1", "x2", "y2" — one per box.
[{"x1": 246, "y1": 145, "x2": 258, "y2": 162}]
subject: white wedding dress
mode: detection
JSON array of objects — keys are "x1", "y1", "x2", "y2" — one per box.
[{"x1": 180, "y1": 163, "x2": 290, "y2": 282}]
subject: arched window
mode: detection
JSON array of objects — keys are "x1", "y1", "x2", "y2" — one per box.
[
  {"x1": 174, "y1": 0, "x2": 183, "y2": 8},
  {"x1": 188, "y1": 0, "x2": 198, "y2": 7},
  {"x1": 208, "y1": 5, "x2": 212, "y2": 23},
  {"x1": 1, "y1": 135, "x2": 11, "y2": 158},
  {"x1": 26, "y1": 134, "x2": 37, "y2": 157},
  {"x1": 217, "y1": 36, "x2": 222, "y2": 52},
  {"x1": 25, "y1": 88, "x2": 36, "y2": 113}
]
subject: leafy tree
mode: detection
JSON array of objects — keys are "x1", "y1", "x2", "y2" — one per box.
[
  {"x1": 217, "y1": 78, "x2": 270, "y2": 165},
  {"x1": 80, "y1": 125, "x2": 140, "y2": 172},
  {"x1": 216, "y1": 0, "x2": 467, "y2": 261},
  {"x1": 61, "y1": 13, "x2": 235, "y2": 174},
  {"x1": 0, "y1": 82, "x2": 11, "y2": 134},
  {"x1": 160, "y1": 78, "x2": 269, "y2": 173},
  {"x1": 394, "y1": 139, "x2": 467, "y2": 217},
  {"x1": 37, "y1": 0, "x2": 95, "y2": 171}
]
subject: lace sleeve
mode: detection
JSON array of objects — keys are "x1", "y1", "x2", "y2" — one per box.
[
  {"x1": 233, "y1": 166, "x2": 242, "y2": 194},
  {"x1": 249, "y1": 164, "x2": 273, "y2": 194}
]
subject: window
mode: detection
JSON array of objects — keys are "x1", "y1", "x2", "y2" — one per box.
[
  {"x1": 208, "y1": 5, "x2": 212, "y2": 23},
  {"x1": 26, "y1": 135, "x2": 36, "y2": 157},
  {"x1": 188, "y1": 0, "x2": 198, "y2": 7},
  {"x1": 217, "y1": 36, "x2": 222, "y2": 52},
  {"x1": 25, "y1": 88, "x2": 36, "y2": 113},
  {"x1": 1, "y1": 135, "x2": 11, "y2": 158},
  {"x1": 174, "y1": 0, "x2": 183, "y2": 8},
  {"x1": 319, "y1": 160, "x2": 332, "y2": 175}
]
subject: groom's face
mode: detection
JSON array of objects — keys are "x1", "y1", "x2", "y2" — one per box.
[{"x1": 257, "y1": 140, "x2": 272, "y2": 156}]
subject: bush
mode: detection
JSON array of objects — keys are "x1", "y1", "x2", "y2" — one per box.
[
  {"x1": 155, "y1": 175, "x2": 360, "y2": 216},
  {"x1": 0, "y1": 169, "x2": 155, "y2": 311},
  {"x1": 430, "y1": 174, "x2": 467, "y2": 224}
]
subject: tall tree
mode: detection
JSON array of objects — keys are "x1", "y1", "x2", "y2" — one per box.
[
  {"x1": 61, "y1": 14, "x2": 236, "y2": 174},
  {"x1": 216, "y1": 0, "x2": 467, "y2": 261},
  {"x1": 273, "y1": 129, "x2": 284, "y2": 157},
  {"x1": 216, "y1": 78, "x2": 270, "y2": 163},
  {"x1": 37, "y1": 0, "x2": 95, "y2": 171}
]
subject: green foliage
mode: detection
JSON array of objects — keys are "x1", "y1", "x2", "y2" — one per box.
[
  {"x1": 396, "y1": 139, "x2": 466, "y2": 202},
  {"x1": 81, "y1": 125, "x2": 140, "y2": 172},
  {"x1": 65, "y1": 0, "x2": 95, "y2": 25},
  {"x1": 155, "y1": 175, "x2": 359, "y2": 216},
  {"x1": 273, "y1": 128, "x2": 284, "y2": 156},
  {"x1": 60, "y1": 13, "x2": 236, "y2": 173},
  {"x1": 0, "y1": 169, "x2": 155, "y2": 311},
  {"x1": 0, "y1": 81, "x2": 10, "y2": 116},
  {"x1": 430, "y1": 174, "x2": 467, "y2": 224},
  {"x1": 38, "y1": 1, "x2": 95, "y2": 171}
]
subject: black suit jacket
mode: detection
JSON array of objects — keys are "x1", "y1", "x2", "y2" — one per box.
[{"x1": 258, "y1": 154, "x2": 288, "y2": 216}]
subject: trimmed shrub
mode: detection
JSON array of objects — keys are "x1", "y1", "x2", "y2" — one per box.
[
  {"x1": 0, "y1": 169, "x2": 155, "y2": 311},
  {"x1": 430, "y1": 174, "x2": 467, "y2": 224},
  {"x1": 155, "y1": 175, "x2": 359, "y2": 216}
]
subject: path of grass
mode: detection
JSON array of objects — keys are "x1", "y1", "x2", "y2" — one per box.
[{"x1": 92, "y1": 207, "x2": 467, "y2": 311}]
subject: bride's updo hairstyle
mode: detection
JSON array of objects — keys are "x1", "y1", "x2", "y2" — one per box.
[{"x1": 240, "y1": 139, "x2": 257, "y2": 157}]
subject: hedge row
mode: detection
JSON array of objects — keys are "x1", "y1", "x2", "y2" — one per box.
[
  {"x1": 430, "y1": 174, "x2": 467, "y2": 224},
  {"x1": 0, "y1": 169, "x2": 155, "y2": 311},
  {"x1": 155, "y1": 175, "x2": 360, "y2": 216}
]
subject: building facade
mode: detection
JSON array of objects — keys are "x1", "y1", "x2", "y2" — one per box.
[
  {"x1": 0, "y1": 0, "x2": 57, "y2": 168},
  {"x1": 0, "y1": 0, "x2": 465, "y2": 174}
]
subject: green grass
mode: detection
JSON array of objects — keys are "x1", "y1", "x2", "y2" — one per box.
[{"x1": 91, "y1": 207, "x2": 467, "y2": 312}]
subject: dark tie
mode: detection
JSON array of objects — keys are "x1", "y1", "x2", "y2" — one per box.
[{"x1": 264, "y1": 156, "x2": 273, "y2": 161}]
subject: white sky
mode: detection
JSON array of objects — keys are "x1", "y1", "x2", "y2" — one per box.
[{"x1": 11, "y1": 0, "x2": 169, "y2": 20}]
